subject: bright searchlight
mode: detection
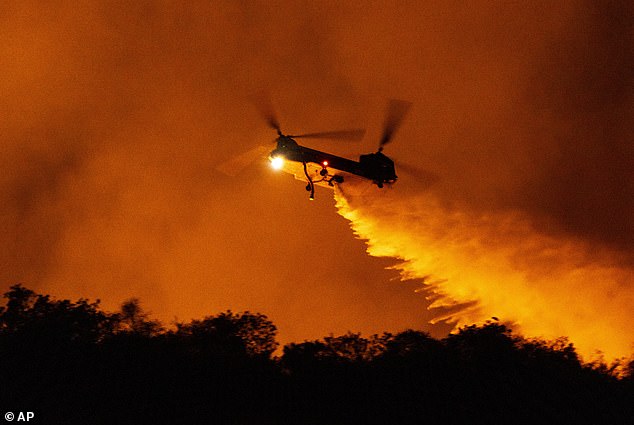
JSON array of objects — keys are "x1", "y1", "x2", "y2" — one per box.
[{"x1": 270, "y1": 156, "x2": 285, "y2": 170}]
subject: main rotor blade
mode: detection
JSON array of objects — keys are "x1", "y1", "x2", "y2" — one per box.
[
  {"x1": 396, "y1": 160, "x2": 439, "y2": 188},
  {"x1": 290, "y1": 129, "x2": 366, "y2": 141},
  {"x1": 379, "y1": 99, "x2": 412, "y2": 149},
  {"x1": 216, "y1": 145, "x2": 272, "y2": 177},
  {"x1": 250, "y1": 91, "x2": 282, "y2": 134}
]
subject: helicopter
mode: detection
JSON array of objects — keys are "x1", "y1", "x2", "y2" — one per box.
[{"x1": 218, "y1": 97, "x2": 412, "y2": 200}]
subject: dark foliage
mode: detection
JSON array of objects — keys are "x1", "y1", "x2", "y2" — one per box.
[{"x1": 0, "y1": 285, "x2": 631, "y2": 424}]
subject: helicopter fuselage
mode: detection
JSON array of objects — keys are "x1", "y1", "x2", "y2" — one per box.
[{"x1": 269, "y1": 136, "x2": 397, "y2": 194}]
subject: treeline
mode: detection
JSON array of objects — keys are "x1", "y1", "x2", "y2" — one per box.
[{"x1": 0, "y1": 285, "x2": 632, "y2": 424}]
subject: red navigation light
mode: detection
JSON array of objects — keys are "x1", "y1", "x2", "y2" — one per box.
[{"x1": 322, "y1": 161, "x2": 328, "y2": 167}]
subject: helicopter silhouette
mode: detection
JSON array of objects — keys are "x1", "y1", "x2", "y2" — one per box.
[{"x1": 218, "y1": 95, "x2": 413, "y2": 200}]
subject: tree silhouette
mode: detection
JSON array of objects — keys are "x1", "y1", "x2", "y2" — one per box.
[
  {"x1": 174, "y1": 310, "x2": 278, "y2": 358},
  {"x1": 115, "y1": 298, "x2": 163, "y2": 337},
  {"x1": 0, "y1": 284, "x2": 115, "y2": 344},
  {"x1": 0, "y1": 285, "x2": 631, "y2": 425}
]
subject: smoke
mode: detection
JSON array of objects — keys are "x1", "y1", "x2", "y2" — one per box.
[
  {"x1": 332, "y1": 1, "x2": 634, "y2": 360},
  {"x1": 335, "y1": 183, "x2": 634, "y2": 360},
  {"x1": 1, "y1": 1, "x2": 632, "y2": 350},
  {"x1": 0, "y1": 1, "x2": 440, "y2": 344}
]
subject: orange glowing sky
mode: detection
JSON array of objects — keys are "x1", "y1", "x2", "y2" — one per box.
[{"x1": 1, "y1": 1, "x2": 632, "y2": 355}]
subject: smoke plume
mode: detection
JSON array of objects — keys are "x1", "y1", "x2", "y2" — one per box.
[{"x1": 1, "y1": 1, "x2": 632, "y2": 350}]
